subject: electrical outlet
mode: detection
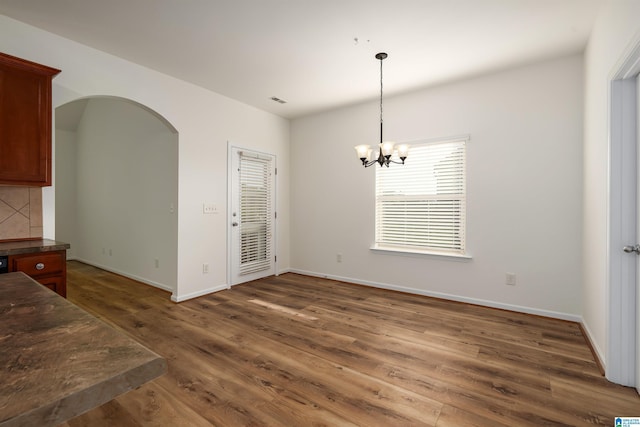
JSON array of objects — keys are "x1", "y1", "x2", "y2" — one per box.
[
  {"x1": 336, "y1": 253, "x2": 342, "y2": 263},
  {"x1": 154, "y1": 259, "x2": 159, "y2": 268},
  {"x1": 203, "y1": 263, "x2": 209, "y2": 274},
  {"x1": 506, "y1": 273, "x2": 517, "y2": 286}
]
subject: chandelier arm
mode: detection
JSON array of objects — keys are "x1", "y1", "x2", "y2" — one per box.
[
  {"x1": 387, "y1": 158, "x2": 406, "y2": 165},
  {"x1": 363, "y1": 156, "x2": 404, "y2": 168}
]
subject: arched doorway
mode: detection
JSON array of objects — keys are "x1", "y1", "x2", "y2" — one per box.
[{"x1": 55, "y1": 96, "x2": 178, "y2": 292}]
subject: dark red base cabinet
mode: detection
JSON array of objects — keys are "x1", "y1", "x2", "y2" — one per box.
[{"x1": 9, "y1": 250, "x2": 67, "y2": 297}]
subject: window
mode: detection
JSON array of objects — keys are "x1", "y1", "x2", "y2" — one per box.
[
  {"x1": 238, "y1": 151, "x2": 273, "y2": 275},
  {"x1": 375, "y1": 136, "x2": 467, "y2": 255}
]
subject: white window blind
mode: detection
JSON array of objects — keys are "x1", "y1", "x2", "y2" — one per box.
[
  {"x1": 239, "y1": 152, "x2": 273, "y2": 275},
  {"x1": 375, "y1": 138, "x2": 466, "y2": 255}
]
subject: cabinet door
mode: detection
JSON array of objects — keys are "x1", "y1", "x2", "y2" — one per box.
[
  {"x1": 37, "y1": 275, "x2": 66, "y2": 298},
  {"x1": 0, "y1": 53, "x2": 60, "y2": 186}
]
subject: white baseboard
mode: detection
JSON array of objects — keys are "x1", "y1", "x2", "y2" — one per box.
[
  {"x1": 69, "y1": 258, "x2": 233, "y2": 303},
  {"x1": 580, "y1": 318, "x2": 606, "y2": 372},
  {"x1": 68, "y1": 259, "x2": 583, "y2": 322},
  {"x1": 171, "y1": 284, "x2": 230, "y2": 303},
  {"x1": 288, "y1": 269, "x2": 582, "y2": 323},
  {"x1": 71, "y1": 257, "x2": 174, "y2": 293}
]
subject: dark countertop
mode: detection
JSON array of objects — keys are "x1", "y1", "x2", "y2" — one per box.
[
  {"x1": 0, "y1": 239, "x2": 70, "y2": 256},
  {"x1": 0, "y1": 272, "x2": 167, "y2": 427}
]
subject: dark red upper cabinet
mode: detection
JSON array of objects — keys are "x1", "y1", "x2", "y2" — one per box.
[{"x1": 0, "y1": 52, "x2": 60, "y2": 186}]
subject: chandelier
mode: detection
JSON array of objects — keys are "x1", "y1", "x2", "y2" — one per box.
[{"x1": 355, "y1": 52, "x2": 409, "y2": 167}]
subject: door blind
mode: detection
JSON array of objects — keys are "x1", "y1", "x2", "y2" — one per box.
[
  {"x1": 375, "y1": 138, "x2": 466, "y2": 254},
  {"x1": 238, "y1": 152, "x2": 273, "y2": 275}
]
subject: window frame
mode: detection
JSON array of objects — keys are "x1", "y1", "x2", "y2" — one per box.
[{"x1": 372, "y1": 135, "x2": 470, "y2": 259}]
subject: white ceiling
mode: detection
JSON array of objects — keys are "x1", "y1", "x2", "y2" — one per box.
[{"x1": 0, "y1": 0, "x2": 602, "y2": 119}]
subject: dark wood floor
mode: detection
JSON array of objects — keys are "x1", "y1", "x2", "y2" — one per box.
[{"x1": 58, "y1": 261, "x2": 639, "y2": 426}]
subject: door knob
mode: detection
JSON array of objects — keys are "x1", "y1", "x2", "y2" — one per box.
[{"x1": 623, "y1": 244, "x2": 640, "y2": 254}]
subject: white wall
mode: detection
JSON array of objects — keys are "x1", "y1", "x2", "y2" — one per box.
[
  {"x1": 55, "y1": 129, "x2": 78, "y2": 260},
  {"x1": 69, "y1": 98, "x2": 178, "y2": 291},
  {"x1": 291, "y1": 55, "x2": 584, "y2": 319},
  {"x1": 582, "y1": 0, "x2": 640, "y2": 367},
  {"x1": 0, "y1": 15, "x2": 290, "y2": 301}
]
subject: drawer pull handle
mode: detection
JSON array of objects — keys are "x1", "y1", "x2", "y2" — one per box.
[{"x1": 35, "y1": 262, "x2": 45, "y2": 271}]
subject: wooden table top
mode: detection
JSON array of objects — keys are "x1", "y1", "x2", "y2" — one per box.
[{"x1": 0, "y1": 272, "x2": 166, "y2": 427}]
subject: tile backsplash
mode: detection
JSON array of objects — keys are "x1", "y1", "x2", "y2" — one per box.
[{"x1": 0, "y1": 186, "x2": 43, "y2": 240}]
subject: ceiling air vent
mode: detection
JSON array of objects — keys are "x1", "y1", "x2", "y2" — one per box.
[{"x1": 270, "y1": 96, "x2": 287, "y2": 104}]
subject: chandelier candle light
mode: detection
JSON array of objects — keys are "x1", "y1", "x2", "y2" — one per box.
[{"x1": 355, "y1": 52, "x2": 409, "y2": 167}]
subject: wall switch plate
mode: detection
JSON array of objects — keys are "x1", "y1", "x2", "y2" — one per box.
[{"x1": 203, "y1": 203, "x2": 217, "y2": 214}]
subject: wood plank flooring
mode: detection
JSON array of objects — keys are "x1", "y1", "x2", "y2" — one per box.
[{"x1": 58, "y1": 261, "x2": 639, "y2": 426}]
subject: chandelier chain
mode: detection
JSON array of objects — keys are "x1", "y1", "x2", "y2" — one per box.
[
  {"x1": 354, "y1": 52, "x2": 408, "y2": 168},
  {"x1": 380, "y1": 56, "x2": 383, "y2": 140}
]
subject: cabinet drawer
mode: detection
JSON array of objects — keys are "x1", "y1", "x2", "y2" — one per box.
[{"x1": 12, "y1": 252, "x2": 64, "y2": 277}]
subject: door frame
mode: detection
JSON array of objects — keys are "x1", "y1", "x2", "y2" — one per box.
[
  {"x1": 607, "y1": 38, "x2": 640, "y2": 387},
  {"x1": 226, "y1": 142, "x2": 278, "y2": 287}
]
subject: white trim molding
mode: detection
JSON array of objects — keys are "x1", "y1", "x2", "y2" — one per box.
[
  {"x1": 171, "y1": 283, "x2": 229, "y2": 303},
  {"x1": 71, "y1": 257, "x2": 229, "y2": 303},
  {"x1": 581, "y1": 319, "x2": 606, "y2": 373},
  {"x1": 606, "y1": 33, "x2": 640, "y2": 386},
  {"x1": 72, "y1": 257, "x2": 174, "y2": 293},
  {"x1": 289, "y1": 269, "x2": 582, "y2": 323}
]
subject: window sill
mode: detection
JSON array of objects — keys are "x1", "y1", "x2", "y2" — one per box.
[{"x1": 370, "y1": 245, "x2": 472, "y2": 261}]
